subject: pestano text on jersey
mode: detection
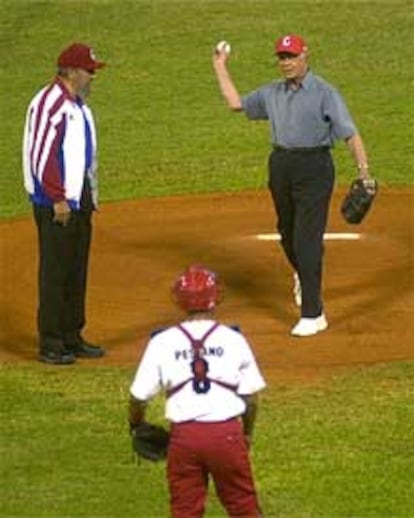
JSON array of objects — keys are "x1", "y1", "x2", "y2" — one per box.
[{"x1": 174, "y1": 346, "x2": 224, "y2": 361}]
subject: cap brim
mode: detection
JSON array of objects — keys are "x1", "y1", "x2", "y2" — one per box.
[{"x1": 276, "y1": 50, "x2": 301, "y2": 56}]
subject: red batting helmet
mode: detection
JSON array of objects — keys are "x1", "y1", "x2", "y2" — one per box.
[{"x1": 172, "y1": 265, "x2": 222, "y2": 313}]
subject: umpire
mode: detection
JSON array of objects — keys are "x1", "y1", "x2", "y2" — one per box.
[{"x1": 213, "y1": 34, "x2": 372, "y2": 336}]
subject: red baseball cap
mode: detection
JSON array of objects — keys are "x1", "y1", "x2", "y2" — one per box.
[
  {"x1": 57, "y1": 43, "x2": 106, "y2": 70},
  {"x1": 275, "y1": 34, "x2": 307, "y2": 55}
]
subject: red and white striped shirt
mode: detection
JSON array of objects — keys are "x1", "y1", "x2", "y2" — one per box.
[{"x1": 22, "y1": 78, "x2": 98, "y2": 209}]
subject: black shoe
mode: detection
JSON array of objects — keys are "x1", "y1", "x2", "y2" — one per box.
[
  {"x1": 38, "y1": 349, "x2": 76, "y2": 365},
  {"x1": 66, "y1": 341, "x2": 105, "y2": 358}
]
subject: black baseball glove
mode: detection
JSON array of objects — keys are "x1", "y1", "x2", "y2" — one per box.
[
  {"x1": 341, "y1": 178, "x2": 378, "y2": 224},
  {"x1": 130, "y1": 422, "x2": 170, "y2": 462}
]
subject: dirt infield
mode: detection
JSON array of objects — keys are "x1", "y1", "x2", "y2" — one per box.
[{"x1": 1, "y1": 187, "x2": 413, "y2": 381}]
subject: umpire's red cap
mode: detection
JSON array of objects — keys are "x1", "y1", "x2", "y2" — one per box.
[{"x1": 58, "y1": 43, "x2": 106, "y2": 70}]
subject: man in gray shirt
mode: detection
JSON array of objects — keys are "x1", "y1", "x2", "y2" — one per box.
[{"x1": 212, "y1": 34, "x2": 372, "y2": 337}]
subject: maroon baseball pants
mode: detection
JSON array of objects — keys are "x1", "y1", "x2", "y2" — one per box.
[{"x1": 167, "y1": 418, "x2": 261, "y2": 517}]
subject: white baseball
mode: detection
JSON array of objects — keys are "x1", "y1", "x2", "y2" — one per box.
[{"x1": 215, "y1": 40, "x2": 231, "y2": 54}]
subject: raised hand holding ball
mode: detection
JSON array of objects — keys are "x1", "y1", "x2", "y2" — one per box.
[{"x1": 215, "y1": 40, "x2": 231, "y2": 55}]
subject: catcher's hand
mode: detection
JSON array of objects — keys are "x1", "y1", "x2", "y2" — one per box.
[
  {"x1": 130, "y1": 422, "x2": 170, "y2": 462},
  {"x1": 341, "y1": 178, "x2": 378, "y2": 224}
]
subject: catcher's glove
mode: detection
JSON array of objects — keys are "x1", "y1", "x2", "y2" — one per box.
[
  {"x1": 341, "y1": 178, "x2": 378, "y2": 224},
  {"x1": 130, "y1": 422, "x2": 170, "y2": 462}
]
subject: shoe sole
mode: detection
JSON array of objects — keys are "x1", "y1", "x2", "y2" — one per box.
[
  {"x1": 73, "y1": 351, "x2": 105, "y2": 358},
  {"x1": 291, "y1": 327, "x2": 327, "y2": 337},
  {"x1": 38, "y1": 355, "x2": 76, "y2": 365},
  {"x1": 291, "y1": 319, "x2": 328, "y2": 337}
]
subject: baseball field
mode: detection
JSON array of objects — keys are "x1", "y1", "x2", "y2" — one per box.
[{"x1": 1, "y1": 0, "x2": 413, "y2": 516}]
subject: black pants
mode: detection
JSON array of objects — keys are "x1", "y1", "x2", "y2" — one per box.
[
  {"x1": 33, "y1": 191, "x2": 93, "y2": 352},
  {"x1": 268, "y1": 148, "x2": 334, "y2": 317}
]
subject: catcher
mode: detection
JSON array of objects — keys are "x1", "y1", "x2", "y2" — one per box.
[{"x1": 128, "y1": 264, "x2": 266, "y2": 517}]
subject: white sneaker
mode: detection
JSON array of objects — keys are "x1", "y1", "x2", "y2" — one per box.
[
  {"x1": 293, "y1": 272, "x2": 302, "y2": 307},
  {"x1": 291, "y1": 313, "x2": 328, "y2": 337}
]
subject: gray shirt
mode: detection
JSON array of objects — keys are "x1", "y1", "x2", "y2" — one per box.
[{"x1": 241, "y1": 70, "x2": 357, "y2": 148}]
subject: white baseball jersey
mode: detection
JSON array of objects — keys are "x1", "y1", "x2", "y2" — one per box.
[{"x1": 130, "y1": 319, "x2": 266, "y2": 423}]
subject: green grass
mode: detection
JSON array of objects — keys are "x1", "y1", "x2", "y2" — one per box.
[
  {"x1": 1, "y1": 361, "x2": 413, "y2": 517},
  {"x1": 1, "y1": 1, "x2": 414, "y2": 516},
  {"x1": 0, "y1": 0, "x2": 413, "y2": 218}
]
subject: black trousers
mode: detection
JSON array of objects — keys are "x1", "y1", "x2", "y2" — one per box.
[
  {"x1": 33, "y1": 190, "x2": 93, "y2": 352},
  {"x1": 268, "y1": 148, "x2": 334, "y2": 317}
]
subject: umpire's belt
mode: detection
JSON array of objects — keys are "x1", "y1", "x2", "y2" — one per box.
[{"x1": 273, "y1": 145, "x2": 330, "y2": 154}]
